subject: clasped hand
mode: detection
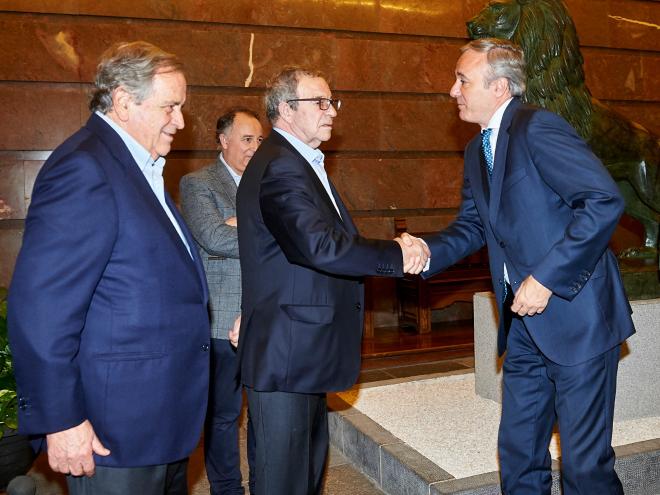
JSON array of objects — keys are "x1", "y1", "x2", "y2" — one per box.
[
  {"x1": 394, "y1": 232, "x2": 430, "y2": 275},
  {"x1": 510, "y1": 275, "x2": 552, "y2": 316}
]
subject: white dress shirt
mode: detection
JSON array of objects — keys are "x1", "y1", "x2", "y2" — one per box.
[
  {"x1": 96, "y1": 111, "x2": 192, "y2": 257},
  {"x1": 273, "y1": 127, "x2": 342, "y2": 218},
  {"x1": 483, "y1": 98, "x2": 514, "y2": 283}
]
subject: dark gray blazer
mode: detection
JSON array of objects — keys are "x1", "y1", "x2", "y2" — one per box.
[{"x1": 180, "y1": 156, "x2": 241, "y2": 339}]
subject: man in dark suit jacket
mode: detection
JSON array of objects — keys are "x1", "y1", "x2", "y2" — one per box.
[
  {"x1": 180, "y1": 108, "x2": 264, "y2": 495},
  {"x1": 8, "y1": 41, "x2": 210, "y2": 494},
  {"x1": 422, "y1": 38, "x2": 635, "y2": 494},
  {"x1": 236, "y1": 67, "x2": 430, "y2": 495}
]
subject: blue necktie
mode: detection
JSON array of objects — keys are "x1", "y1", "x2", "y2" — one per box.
[
  {"x1": 481, "y1": 128, "x2": 508, "y2": 303},
  {"x1": 481, "y1": 128, "x2": 494, "y2": 181}
]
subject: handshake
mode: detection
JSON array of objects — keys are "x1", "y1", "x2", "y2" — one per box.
[{"x1": 394, "y1": 232, "x2": 430, "y2": 275}]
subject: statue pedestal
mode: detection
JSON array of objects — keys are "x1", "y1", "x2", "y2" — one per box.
[
  {"x1": 619, "y1": 257, "x2": 660, "y2": 300},
  {"x1": 474, "y1": 292, "x2": 660, "y2": 421}
]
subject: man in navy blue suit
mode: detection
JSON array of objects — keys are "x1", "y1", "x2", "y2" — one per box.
[
  {"x1": 8, "y1": 41, "x2": 210, "y2": 494},
  {"x1": 236, "y1": 67, "x2": 429, "y2": 494},
  {"x1": 422, "y1": 38, "x2": 635, "y2": 494}
]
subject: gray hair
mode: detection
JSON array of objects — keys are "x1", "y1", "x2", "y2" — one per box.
[
  {"x1": 462, "y1": 38, "x2": 526, "y2": 96},
  {"x1": 264, "y1": 67, "x2": 324, "y2": 124},
  {"x1": 90, "y1": 41, "x2": 183, "y2": 114}
]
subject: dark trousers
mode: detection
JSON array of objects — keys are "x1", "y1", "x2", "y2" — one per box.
[
  {"x1": 66, "y1": 458, "x2": 188, "y2": 495},
  {"x1": 498, "y1": 316, "x2": 623, "y2": 495},
  {"x1": 246, "y1": 388, "x2": 328, "y2": 495},
  {"x1": 206, "y1": 338, "x2": 256, "y2": 495}
]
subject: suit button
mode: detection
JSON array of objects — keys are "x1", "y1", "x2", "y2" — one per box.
[
  {"x1": 201, "y1": 343, "x2": 209, "y2": 352},
  {"x1": 355, "y1": 303, "x2": 361, "y2": 310},
  {"x1": 499, "y1": 241, "x2": 506, "y2": 248}
]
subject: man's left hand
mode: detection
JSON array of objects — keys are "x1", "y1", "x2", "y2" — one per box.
[
  {"x1": 511, "y1": 275, "x2": 552, "y2": 316},
  {"x1": 229, "y1": 315, "x2": 240, "y2": 347}
]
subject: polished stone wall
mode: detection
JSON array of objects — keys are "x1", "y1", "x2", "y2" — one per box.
[{"x1": 1, "y1": 1, "x2": 658, "y2": 324}]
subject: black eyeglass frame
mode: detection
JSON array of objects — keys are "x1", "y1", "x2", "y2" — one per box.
[{"x1": 286, "y1": 97, "x2": 341, "y2": 111}]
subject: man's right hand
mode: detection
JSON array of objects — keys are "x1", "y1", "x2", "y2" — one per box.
[
  {"x1": 394, "y1": 233, "x2": 430, "y2": 274},
  {"x1": 225, "y1": 216, "x2": 237, "y2": 227},
  {"x1": 46, "y1": 419, "x2": 110, "y2": 477}
]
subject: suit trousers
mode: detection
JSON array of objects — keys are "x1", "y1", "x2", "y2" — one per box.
[
  {"x1": 498, "y1": 316, "x2": 623, "y2": 495},
  {"x1": 246, "y1": 388, "x2": 328, "y2": 495},
  {"x1": 66, "y1": 458, "x2": 188, "y2": 495},
  {"x1": 206, "y1": 338, "x2": 256, "y2": 495}
]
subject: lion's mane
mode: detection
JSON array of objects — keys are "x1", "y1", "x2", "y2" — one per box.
[{"x1": 472, "y1": 0, "x2": 594, "y2": 140}]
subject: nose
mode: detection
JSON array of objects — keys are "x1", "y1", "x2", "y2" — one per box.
[
  {"x1": 172, "y1": 107, "x2": 185, "y2": 130},
  {"x1": 449, "y1": 80, "x2": 461, "y2": 98},
  {"x1": 327, "y1": 103, "x2": 338, "y2": 117}
]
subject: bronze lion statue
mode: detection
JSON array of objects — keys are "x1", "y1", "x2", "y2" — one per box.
[{"x1": 468, "y1": 0, "x2": 660, "y2": 263}]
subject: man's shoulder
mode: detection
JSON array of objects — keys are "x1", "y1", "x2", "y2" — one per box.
[
  {"x1": 510, "y1": 102, "x2": 564, "y2": 129},
  {"x1": 181, "y1": 159, "x2": 224, "y2": 183},
  {"x1": 42, "y1": 124, "x2": 114, "y2": 176}
]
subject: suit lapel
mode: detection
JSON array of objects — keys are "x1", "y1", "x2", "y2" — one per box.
[
  {"x1": 166, "y1": 194, "x2": 209, "y2": 302},
  {"x1": 210, "y1": 158, "x2": 238, "y2": 209},
  {"x1": 329, "y1": 181, "x2": 358, "y2": 235},
  {"x1": 488, "y1": 98, "x2": 519, "y2": 227},
  {"x1": 86, "y1": 114, "x2": 206, "y2": 299},
  {"x1": 465, "y1": 138, "x2": 490, "y2": 209},
  {"x1": 271, "y1": 131, "x2": 345, "y2": 225}
]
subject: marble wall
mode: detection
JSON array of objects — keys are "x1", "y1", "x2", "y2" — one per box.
[{"x1": 1, "y1": 0, "x2": 658, "y2": 324}]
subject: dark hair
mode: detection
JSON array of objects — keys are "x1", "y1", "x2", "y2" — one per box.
[
  {"x1": 215, "y1": 108, "x2": 261, "y2": 144},
  {"x1": 89, "y1": 41, "x2": 183, "y2": 113},
  {"x1": 264, "y1": 66, "x2": 325, "y2": 124}
]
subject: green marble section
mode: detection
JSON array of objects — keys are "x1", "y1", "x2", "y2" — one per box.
[{"x1": 619, "y1": 259, "x2": 660, "y2": 300}]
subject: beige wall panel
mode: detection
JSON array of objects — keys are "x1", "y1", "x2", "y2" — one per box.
[
  {"x1": 3, "y1": 83, "x2": 656, "y2": 156},
  {"x1": 0, "y1": 83, "x2": 84, "y2": 150},
  {"x1": 327, "y1": 157, "x2": 463, "y2": 211},
  {"x1": 175, "y1": 92, "x2": 477, "y2": 152},
  {"x1": 0, "y1": 85, "x2": 477, "y2": 152},
  {"x1": 23, "y1": 160, "x2": 44, "y2": 209},
  {"x1": 334, "y1": 37, "x2": 459, "y2": 93},
  {"x1": 401, "y1": 214, "x2": 456, "y2": 234},
  {"x1": 0, "y1": 226, "x2": 22, "y2": 288},
  {"x1": 610, "y1": 102, "x2": 660, "y2": 136},
  {"x1": 566, "y1": 0, "x2": 659, "y2": 51},
  {"x1": 1, "y1": 15, "x2": 657, "y2": 103},
  {"x1": 0, "y1": 15, "x2": 461, "y2": 93},
  {"x1": 2, "y1": 1, "x2": 470, "y2": 38},
  {"x1": 0, "y1": 159, "x2": 25, "y2": 219},
  {"x1": 584, "y1": 50, "x2": 659, "y2": 101},
  {"x1": 331, "y1": 96, "x2": 476, "y2": 152},
  {"x1": 0, "y1": 1, "x2": 78, "y2": 14},
  {"x1": 353, "y1": 216, "x2": 396, "y2": 239},
  {"x1": 4, "y1": 0, "x2": 660, "y2": 51}
]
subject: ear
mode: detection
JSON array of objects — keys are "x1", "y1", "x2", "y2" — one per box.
[
  {"x1": 219, "y1": 133, "x2": 229, "y2": 151},
  {"x1": 492, "y1": 77, "x2": 511, "y2": 98},
  {"x1": 278, "y1": 100, "x2": 294, "y2": 123},
  {"x1": 112, "y1": 87, "x2": 132, "y2": 121}
]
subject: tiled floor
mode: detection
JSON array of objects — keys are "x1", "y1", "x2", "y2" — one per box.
[{"x1": 11, "y1": 323, "x2": 475, "y2": 495}]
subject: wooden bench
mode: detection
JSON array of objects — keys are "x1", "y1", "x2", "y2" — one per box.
[{"x1": 395, "y1": 218, "x2": 492, "y2": 333}]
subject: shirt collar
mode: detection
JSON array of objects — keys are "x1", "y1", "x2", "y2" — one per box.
[
  {"x1": 485, "y1": 97, "x2": 514, "y2": 131},
  {"x1": 219, "y1": 153, "x2": 242, "y2": 186},
  {"x1": 96, "y1": 110, "x2": 165, "y2": 172},
  {"x1": 273, "y1": 127, "x2": 325, "y2": 167}
]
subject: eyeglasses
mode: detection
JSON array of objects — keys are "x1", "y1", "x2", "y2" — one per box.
[{"x1": 286, "y1": 97, "x2": 341, "y2": 111}]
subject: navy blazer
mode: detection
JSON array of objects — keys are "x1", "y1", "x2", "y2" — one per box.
[
  {"x1": 425, "y1": 99, "x2": 635, "y2": 365},
  {"x1": 236, "y1": 131, "x2": 403, "y2": 393},
  {"x1": 8, "y1": 114, "x2": 210, "y2": 467}
]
